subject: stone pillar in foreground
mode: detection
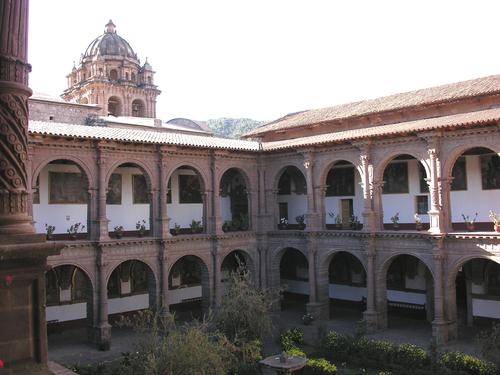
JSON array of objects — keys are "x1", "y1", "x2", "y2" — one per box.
[{"x1": 0, "y1": 1, "x2": 61, "y2": 373}]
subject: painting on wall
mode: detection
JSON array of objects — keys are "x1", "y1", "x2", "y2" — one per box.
[
  {"x1": 451, "y1": 156, "x2": 467, "y2": 191},
  {"x1": 49, "y1": 171, "x2": 87, "y2": 204},
  {"x1": 179, "y1": 174, "x2": 202, "y2": 203},
  {"x1": 106, "y1": 173, "x2": 122, "y2": 205},
  {"x1": 481, "y1": 154, "x2": 500, "y2": 190},
  {"x1": 133, "y1": 174, "x2": 150, "y2": 204},
  {"x1": 326, "y1": 166, "x2": 355, "y2": 196},
  {"x1": 382, "y1": 162, "x2": 408, "y2": 194}
]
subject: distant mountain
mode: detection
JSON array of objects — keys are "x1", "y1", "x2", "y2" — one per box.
[{"x1": 207, "y1": 118, "x2": 265, "y2": 139}]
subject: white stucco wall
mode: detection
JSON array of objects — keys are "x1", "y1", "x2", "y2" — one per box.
[
  {"x1": 281, "y1": 279, "x2": 309, "y2": 295},
  {"x1": 46, "y1": 303, "x2": 87, "y2": 322},
  {"x1": 387, "y1": 290, "x2": 426, "y2": 305},
  {"x1": 382, "y1": 159, "x2": 430, "y2": 224},
  {"x1": 108, "y1": 294, "x2": 149, "y2": 314},
  {"x1": 472, "y1": 298, "x2": 500, "y2": 319},
  {"x1": 277, "y1": 194, "x2": 308, "y2": 223},
  {"x1": 169, "y1": 286, "x2": 202, "y2": 305},
  {"x1": 107, "y1": 167, "x2": 150, "y2": 231},
  {"x1": 330, "y1": 284, "x2": 367, "y2": 301},
  {"x1": 33, "y1": 163, "x2": 87, "y2": 234},
  {"x1": 325, "y1": 168, "x2": 363, "y2": 224},
  {"x1": 167, "y1": 169, "x2": 203, "y2": 228},
  {"x1": 221, "y1": 196, "x2": 231, "y2": 222},
  {"x1": 450, "y1": 155, "x2": 500, "y2": 223}
]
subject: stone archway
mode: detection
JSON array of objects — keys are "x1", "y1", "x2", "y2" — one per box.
[
  {"x1": 168, "y1": 255, "x2": 210, "y2": 320},
  {"x1": 276, "y1": 166, "x2": 308, "y2": 230},
  {"x1": 107, "y1": 260, "x2": 157, "y2": 320},
  {"x1": 279, "y1": 247, "x2": 309, "y2": 311},
  {"x1": 32, "y1": 159, "x2": 90, "y2": 239},
  {"x1": 220, "y1": 169, "x2": 250, "y2": 232},
  {"x1": 105, "y1": 162, "x2": 153, "y2": 237},
  {"x1": 45, "y1": 265, "x2": 94, "y2": 336}
]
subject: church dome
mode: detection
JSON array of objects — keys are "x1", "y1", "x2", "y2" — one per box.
[{"x1": 83, "y1": 20, "x2": 138, "y2": 62}]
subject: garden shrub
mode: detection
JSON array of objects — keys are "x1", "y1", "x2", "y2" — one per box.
[
  {"x1": 281, "y1": 327, "x2": 305, "y2": 350},
  {"x1": 354, "y1": 338, "x2": 395, "y2": 366},
  {"x1": 321, "y1": 331, "x2": 354, "y2": 362},
  {"x1": 394, "y1": 343, "x2": 430, "y2": 369},
  {"x1": 286, "y1": 347, "x2": 306, "y2": 358},
  {"x1": 439, "y1": 351, "x2": 497, "y2": 375},
  {"x1": 303, "y1": 358, "x2": 337, "y2": 375}
]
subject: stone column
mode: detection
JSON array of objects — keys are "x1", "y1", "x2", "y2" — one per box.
[
  {"x1": 303, "y1": 155, "x2": 319, "y2": 230},
  {"x1": 426, "y1": 137, "x2": 446, "y2": 234},
  {"x1": 0, "y1": 2, "x2": 61, "y2": 373},
  {"x1": 431, "y1": 237, "x2": 449, "y2": 344},
  {"x1": 202, "y1": 190, "x2": 211, "y2": 234},
  {"x1": 265, "y1": 188, "x2": 279, "y2": 230},
  {"x1": 359, "y1": 146, "x2": 377, "y2": 232},
  {"x1": 210, "y1": 153, "x2": 223, "y2": 235},
  {"x1": 94, "y1": 248, "x2": 111, "y2": 350},
  {"x1": 212, "y1": 245, "x2": 222, "y2": 307},
  {"x1": 156, "y1": 148, "x2": 171, "y2": 238},
  {"x1": 258, "y1": 245, "x2": 267, "y2": 289},
  {"x1": 313, "y1": 185, "x2": 327, "y2": 230},
  {"x1": 363, "y1": 237, "x2": 382, "y2": 331},
  {"x1": 371, "y1": 181, "x2": 385, "y2": 231},
  {"x1": 95, "y1": 145, "x2": 109, "y2": 241},
  {"x1": 248, "y1": 189, "x2": 258, "y2": 232},
  {"x1": 159, "y1": 242, "x2": 169, "y2": 314},
  {"x1": 440, "y1": 178, "x2": 454, "y2": 232},
  {"x1": 306, "y1": 237, "x2": 328, "y2": 319}
]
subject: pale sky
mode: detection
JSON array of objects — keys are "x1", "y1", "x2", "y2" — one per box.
[{"x1": 28, "y1": 0, "x2": 500, "y2": 122}]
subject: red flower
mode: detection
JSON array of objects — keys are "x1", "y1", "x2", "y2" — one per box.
[
  {"x1": 5, "y1": 275, "x2": 13, "y2": 286},
  {"x1": 0, "y1": 359, "x2": 4, "y2": 368}
]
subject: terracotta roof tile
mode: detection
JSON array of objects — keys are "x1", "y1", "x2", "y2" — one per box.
[
  {"x1": 29, "y1": 121, "x2": 260, "y2": 151},
  {"x1": 261, "y1": 108, "x2": 500, "y2": 151},
  {"x1": 245, "y1": 74, "x2": 500, "y2": 137}
]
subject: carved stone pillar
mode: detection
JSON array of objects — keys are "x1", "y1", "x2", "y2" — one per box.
[
  {"x1": 431, "y1": 237, "x2": 450, "y2": 344},
  {"x1": 359, "y1": 147, "x2": 377, "y2": 232},
  {"x1": 363, "y1": 237, "x2": 382, "y2": 331},
  {"x1": 95, "y1": 146, "x2": 109, "y2": 241},
  {"x1": 156, "y1": 149, "x2": 171, "y2": 238},
  {"x1": 266, "y1": 188, "x2": 279, "y2": 230},
  {"x1": 303, "y1": 155, "x2": 319, "y2": 230},
  {"x1": 93, "y1": 248, "x2": 111, "y2": 350},
  {"x1": 426, "y1": 137, "x2": 446, "y2": 234},
  {"x1": 314, "y1": 185, "x2": 327, "y2": 230},
  {"x1": 258, "y1": 245, "x2": 267, "y2": 289},
  {"x1": 212, "y1": 245, "x2": 222, "y2": 307},
  {"x1": 159, "y1": 242, "x2": 169, "y2": 314},
  {"x1": 210, "y1": 154, "x2": 223, "y2": 235},
  {"x1": 202, "y1": 190, "x2": 212, "y2": 234},
  {"x1": 0, "y1": 2, "x2": 62, "y2": 373},
  {"x1": 248, "y1": 189, "x2": 258, "y2": 232},
  {"x1": 306, "y1": 237, "x2": 328, "y2": 319},
  {"x1": 371, "y1": 180, "x2": 385, "y2": 231},
  {"x1": 440, "y1": 178, "x2": 454, "y2": 232}
]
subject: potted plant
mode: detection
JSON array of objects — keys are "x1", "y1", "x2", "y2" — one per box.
[
  {"x1": 113, "y1": 225, "x2": 124, "y2": 239},
  {"x1": 302, "y1": 312, "x2": 314, "y2": 326},
  {"x1": 136, "y1": 219, "x2": 147, "y2": 237},
  {"x1": 461, "y1": 213, "x2": 478, "y2": 232},
  {"x1": 67, "y1": 222, "x2": 84, "y2": 240},
  {"x1": 489, "y1": 210, "x2": 500, "y2": 233},
  {"x1": 190, "y1": 219, "x2": 203, "y2": 234},
  {"x1": 238, "y1": 213, "x2": 249, "y2": 231},
  {"x1": 391, "y1": 212, "x2": 400, "y2": 230},
  {"x1": 45, "y1": 224, "x2": 55, "y2": 240},
  {"x1": 173, "y1": 223, "x2": 181, "y2": 236},
  {"x1": 414, "y1": 213, "x2": 423, "y2": 231},
  {"x1": 295, "y1": 214, "x2": 306, "y2": 230},
  {"x1": 278, "y1": 217, "x2": 288, "y2": 230},
  {"x1": 328, "y1": 212, "x2": 342, "y2": 230},
  {"x1": 349, "y1": 215, "x2": 361, "y2": 230}
]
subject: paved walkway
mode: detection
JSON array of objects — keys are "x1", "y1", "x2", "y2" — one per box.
[{"x1": 48, "y1": 306, "x2": 485, "y2": 372}]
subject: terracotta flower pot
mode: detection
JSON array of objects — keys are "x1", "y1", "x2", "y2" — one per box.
[
  {"x1": 467, "y1": 223, "x2": 475, "y2": 232},
  {"x1": 495, "y1": 224, "x2": 500, "y2": 233}
]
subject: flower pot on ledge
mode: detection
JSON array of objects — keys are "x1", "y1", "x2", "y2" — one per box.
[
  {"x1": 278, "y1": 223, "x2": 288, "y2": 230},
  {"x1": 466, "y1": 223, "x2": 475, "y2": 232},
  {"x1": 494, "y1": 224, "x2": 500, "y2": 233}
]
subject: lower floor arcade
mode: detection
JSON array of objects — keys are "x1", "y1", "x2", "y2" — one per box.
[{"x1": 45, "y1": 233, "x2": 500, "y2": 349}]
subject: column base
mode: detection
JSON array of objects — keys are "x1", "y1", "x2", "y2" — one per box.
[
  {"x1": 427, "y1": 210, "x2": 445, "y2": 234},
  {"x1": 363, "y1": 310, "x2": 386, "y2": 332},
  {"x1": 306, "y1": 301, "x2": 329, "y2": 320},
  {"x1": 92, "y1": 323, "x2": 112, "y2": 351},
  {"x1": 432, "y1": 319, "x2": 451, "y2": 345}
]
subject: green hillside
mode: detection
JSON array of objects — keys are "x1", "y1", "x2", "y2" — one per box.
[{"x1": 207, "y1": 118, "x2": 264, "y2": 139}]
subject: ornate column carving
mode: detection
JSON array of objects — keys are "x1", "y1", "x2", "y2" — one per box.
[
  {"x1": 94, "y1": 248, "x2": 111, "y2": 350},
  {"x1": 370, "y1": 180, "x2": 385, "y2": 231},
  {"x1": 423, "y1": 135, "x2": 445, "y2": 234},
  {"x1": 357, "y1": 142, "x2": 377, "y2": 232},
  {"x1": 210, "y1": 152, "x2": 223, "y2": 235},
  {"x1": 266, "y1": 188, "x2": 279, "y2": 230},
  {"x1": 159, "y1": 242, "x2": 169, "y2": 314},
  {"x1": 0, "y1": 3, "x2": 63, "y2": 372},
  {"x1": 313, "y1": 185, "x2": 327, "y2": 230},
  {"x1": 430, "y1": 236, "x2": 450, "y2": 344},
  {"x1": 362, "y1": 236, "x2": 382, "y2": 331},
  {"x1": 156, "y1": 148, "x2": 171, "y2": 238},
  {"x1": 306, "y1": 237, "x2": 328, "y2": 319},
  {"x1": 302, "y1": 153, "x2": 319, "y2": 230},
  {"x1": 95, "y1": 145, "x2": 109, "y2": 241},
  {"x1": 212, "y1": 245, "x2": 222, "y2": 307}
]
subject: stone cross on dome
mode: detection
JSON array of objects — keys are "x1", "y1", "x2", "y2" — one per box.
[{"x1": 105, "y1": 19, "x2": 116, "y2": 33}]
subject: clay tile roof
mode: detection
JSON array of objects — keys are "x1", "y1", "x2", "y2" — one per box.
[
  {"x1": 29, "y1": 121, "x2": 260, "y2": 151},
  {"x1": 261, "y1": 107, "x2": 500, "y2": 151},
  {"x1": 244, "y1": 74, "x2": 500, "y2": 137}
]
